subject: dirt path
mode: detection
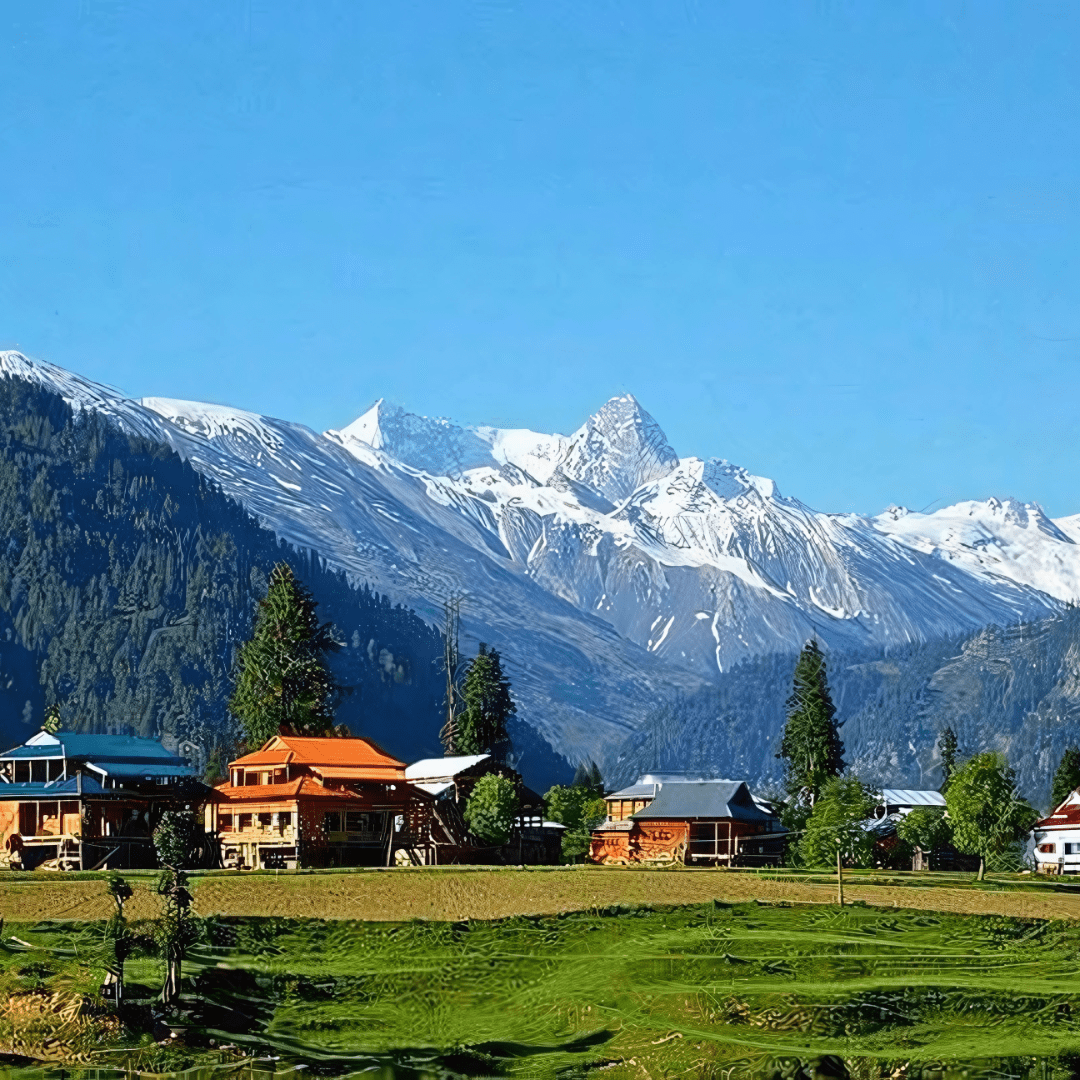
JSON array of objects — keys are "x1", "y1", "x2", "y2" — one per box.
[{"x1": 4, "y1": 868, "x2": 1080, "y2": 923}]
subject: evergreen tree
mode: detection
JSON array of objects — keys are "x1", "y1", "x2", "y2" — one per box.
[
  {"x1": 777, "y1": 641, "x2": 845, "y2": 808},
  {"x1": 1050, "y1": 746, "x2": 1080, "y2": 811},
  {"x1": 228, "y1": 562, "x2": 341, "y2": 748},
  {"x1": 41, "y1": 702, "x2": 61, "y2": 735},
  {"x1": 454, "y1": 644, "x2": 516, "y2": 760},
  {"x1": 938, "y1": 726, "x2": 959, "y2": 792}
]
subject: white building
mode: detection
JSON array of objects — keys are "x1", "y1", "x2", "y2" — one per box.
[{"x1": 1033, "y1": 789, "x2": 1080, "y2": 874}]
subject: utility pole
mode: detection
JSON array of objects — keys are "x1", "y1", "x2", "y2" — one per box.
[{"x1": 438, "y1": 596, "x2": 463, "y2": 754}]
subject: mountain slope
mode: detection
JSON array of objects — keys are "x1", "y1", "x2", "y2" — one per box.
[{"x1": 2, "y1": 349, "x2": 1079, "y2": 791}]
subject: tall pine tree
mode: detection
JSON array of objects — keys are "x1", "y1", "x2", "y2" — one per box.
[
  {"x1": 454, "y1": 644, "x2": 515, "y2": 761},
  {"x1": 1050, "y1": 746, "x2": 1080, "y2": 811},
  {"x1": 228, "y1": 562, "x2": 341, "y2": 748},
  {"x1": 777, "y1": 640, "x2": 844, "y2": 807},
  {"x1": 938, "y1": 726, "x2": 959, "y2": 792}
]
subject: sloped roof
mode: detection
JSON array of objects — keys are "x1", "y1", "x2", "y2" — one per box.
[
  {"x1": 87, "y1": 762, "x2": 196, "y2": 779},
  {"x1": 2, "y1": 731, "x2": 185, "y2": 764},
  {"x1": 1036, "y1": 804, "x2": 1080, "y2": 830},
  {"x1": 631, "y1": 780, "x2": 774, "y2": 823},
  {"x1": 881, "y1": 789, "x2": 946, "y2": 808},
  {"x1": 0, "y1": 775, "x2": 109, "y2": 798},
  {"x1": 607, "y1": 783, "x2": 660, "y2": 801},
  {"x1": 404, "y1": 755, "x2": 490, "y2": 780},
  {"x1": 214, "y1": 776, "x2": 362, "y2": 802},
  {"x1": 230, "y1": 735, "x2": 404, "y2": 771}
]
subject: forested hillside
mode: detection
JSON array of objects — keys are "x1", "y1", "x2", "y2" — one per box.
[
  {"x1": 0, "y1": 377, "x2": 454, "y2": 772},
  {"x1": 616, "y1": 607, "x2": 1080, "y2": 810}
]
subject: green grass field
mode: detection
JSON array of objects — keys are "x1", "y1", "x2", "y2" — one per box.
[{"x1": 5, "y1": 899, "x2": 1080, "y2": 1079}]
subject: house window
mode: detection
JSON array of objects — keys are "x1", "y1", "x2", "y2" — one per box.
[
  {"x1": 323, "y1": 812, "x2": 341, "y2": 833},
  {"x1": 48, "y1": 759, "x2": 64, "y2": 781},
  {"x1": 238, "y1": 813, "x2": 253, "y2": 831},
  {"x1": 258, "y1": 813, "x2": 272, "y2": 829},
  {"x1": 1039, "y1": 843, "x2": 1056, "y2": 854},
  {"x1": 1066, "y1": 843, "x2": 1080, "y2": 855},
  {"x1": 220, "y1": 814, "x2": 234, "y2": 833},
  {"x1": 273, "y1": 769, "x2": 287, "y2": 784},
  {"x1": 279, "y1": 812, "x2": 292, "y2": 830},
  {"x1": 345, "y1": 811, "x2": 377, "y2": 832},
  {"x1": 13, "y1": 762, "x2": 29, "y2": 783}
]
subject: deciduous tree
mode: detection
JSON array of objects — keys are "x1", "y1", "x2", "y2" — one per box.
[
  {"x1": 463, "y1": 773, "x2": 519, "y2": 846},
  {"x1": 799, "y1": 776, "x2": 876, "y2": 869},
  {"x1": 946, "y1": 752, "x2": 1038, "y2": 880}
]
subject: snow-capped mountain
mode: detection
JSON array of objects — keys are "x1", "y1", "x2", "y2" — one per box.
[{"x1": 2, "y1": 349, "x2": 1078, "y2": 776}]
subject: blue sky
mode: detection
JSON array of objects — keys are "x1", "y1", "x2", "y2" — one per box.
[{"x1": 1, "y1": 3, "x2": 1079, "y2": 516}]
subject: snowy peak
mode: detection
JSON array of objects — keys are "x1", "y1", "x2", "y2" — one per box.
[
  {"x1": 553, "y1": 394, "x2": 680, "y2": 503},
  {"x1": 141, "y1": 398, "x2": 287, "y2": 452},
  {"x1": 329, "y1": 400, "x2": 497, "y2": 476}
]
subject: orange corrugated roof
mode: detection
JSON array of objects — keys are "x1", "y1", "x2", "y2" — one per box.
[
  {"x1": 215, "y1": 776, "x2": 366, "y2": 802},
  {"x1": 310, "y1": 765, "x2": 404, "y2": 780},
  {"x1": 229, "y1": 734, "x2": 405, "y2": 770}
]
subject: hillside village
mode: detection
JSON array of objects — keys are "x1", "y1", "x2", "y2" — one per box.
[{"x1": 2, "y1": 561, "x2": 1076, "y2": 882}]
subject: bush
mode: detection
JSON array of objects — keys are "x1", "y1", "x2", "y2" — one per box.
[{"x1": 463, "y1": 773, "x2": 518, "y2": 846}]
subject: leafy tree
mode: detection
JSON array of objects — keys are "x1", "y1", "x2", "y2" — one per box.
[
  {"x1": 544, "y1": 784, "x2": 607, "y2": 864},
  {"x1": 800, "y1": 776, "x2": 877, "y2": 869},
  {"x1": 938, "y1": 726, "x2": 959, "y2": 792},
  {"x1": 1049, "y1": 746, "x2": 1080, "y2": 811},
  {"x1": 463, "y1": 773, "x2": 519, "y2": 846},
  {"x1": 153, "y1": 809, "x2": 200, "y2": 869},
  {"x1": 204, "y1": 746, "x2": 226, "y2": 786},
  {"x1": 777, "y1": 641, "x2": 845, "y2": 814},
  {"x1": 455, "y1": 644, "x2": 516, "y2": 761},
  {"x1": 228, "y1": 562, "x2": 342, "y2": 748},
  {"x1": 896, "y1": 806, "x2": 952, "y2": 867},
  {"x1": 155, "y1": 867, "x2": 199, "y2": 1007},
  {"x1": 946, "y1": 752, "x2": 1039, "y2": 880}
]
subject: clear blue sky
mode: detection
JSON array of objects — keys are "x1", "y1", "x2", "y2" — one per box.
[{"x1": 2, "y1": 3, "x2": 1079, "y2": 516}]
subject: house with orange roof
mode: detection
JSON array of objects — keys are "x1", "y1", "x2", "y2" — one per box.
[{"x1": 211, "y1": 734, "x2": 434, "y2": 869}]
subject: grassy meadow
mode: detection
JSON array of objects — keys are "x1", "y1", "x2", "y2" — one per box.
[{"x1": 4, "y1": 895, "x2": 1080, "y2": 1078}]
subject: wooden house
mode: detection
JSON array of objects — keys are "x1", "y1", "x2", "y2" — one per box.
[
  {"x1": 0, "y1": 730, "x2": 202, "y2": 871},
  {"x1": 211, "y1": 734, "x2": 434, "y2": 869},
  {"x1": 590, "y1": 777, "x2": 785, "y2": 866}
]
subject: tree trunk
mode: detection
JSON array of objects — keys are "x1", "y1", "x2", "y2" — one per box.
[{"x1": 977, "y1": 856, "x2": 985, "y2": 881}]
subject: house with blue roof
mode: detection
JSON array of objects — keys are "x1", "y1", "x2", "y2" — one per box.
[{"x1": 0, "y1": 730, "x2": 205, "y2": 871}]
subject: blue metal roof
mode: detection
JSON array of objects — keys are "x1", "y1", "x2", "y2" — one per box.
[
  {"x1": 88, "y1": 762, "x2": 196, "y2": 778},
  {"x1": 0, "y1": 775, "x2": 109, "y2": 797},
  {"x1": 1, "y1": 731, "x2": 186, "y2": 764}
]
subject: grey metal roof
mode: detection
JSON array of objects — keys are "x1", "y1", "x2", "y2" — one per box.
[
  {"x1": 631, "y1": 780, "x2": 775, "y2": 823},
  {"x1": 606, "y1": 782, "x2": 660, "y2": 801},
  {"x1": 881, "y1": 789, "x2": 946, "y2": 808}
]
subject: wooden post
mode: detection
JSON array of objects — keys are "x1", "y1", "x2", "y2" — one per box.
[{"x1": 837, "y1": 848, "x2": 844, "y2": 906}]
